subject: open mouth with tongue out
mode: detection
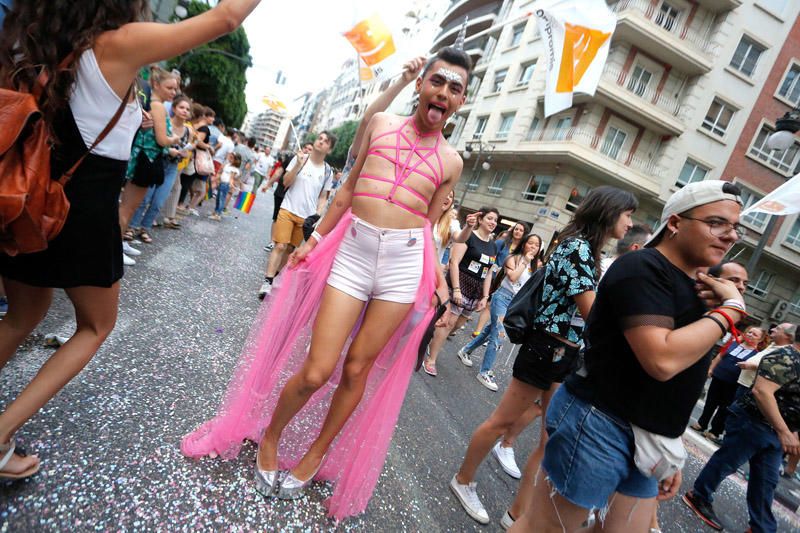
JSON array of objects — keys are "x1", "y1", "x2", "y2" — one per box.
[{"x1": 427, "y1": 102, "x2": 447, "y2": 123}]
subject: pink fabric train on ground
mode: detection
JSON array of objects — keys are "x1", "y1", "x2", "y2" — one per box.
[{"x1": 181, "y1": 209, "x2": 437, "y2": 520}]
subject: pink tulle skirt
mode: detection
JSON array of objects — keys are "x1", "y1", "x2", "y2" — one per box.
[{"x1": 181, "y1": 209, "x2": 437, "y2": 520}]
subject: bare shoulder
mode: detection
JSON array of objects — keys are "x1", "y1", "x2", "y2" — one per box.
[{"x1": 438, "y1": 141, "x2": 464, "y2": 181}]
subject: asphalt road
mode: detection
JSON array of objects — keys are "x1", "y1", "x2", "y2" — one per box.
[{"x1": 2, "y1": 190, "x2": 799, "y2": 532}]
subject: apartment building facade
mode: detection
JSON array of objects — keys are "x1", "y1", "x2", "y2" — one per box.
[
  {"x1": 438, "y1": 0, "x2": 800, "y2": 326},
  {"x1": 244, "y1": 109, "x2": 288, "y2": 151}
]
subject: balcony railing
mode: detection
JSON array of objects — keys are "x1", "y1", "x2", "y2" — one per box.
[
  {"x1": 610, "y1": 0, "x2": 717, "y2": 55},
  {"x1": 534, "y1": 126, "x2": 661, "y2": 176},
  {"x1": 602, "y1": 63, "x2": 683, "y2": 116}
]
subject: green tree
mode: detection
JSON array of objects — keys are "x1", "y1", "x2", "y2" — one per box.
[
  {"x1": 167, "y1": 1, "x2": 251, "y2": 128},
  {"x1": 328, "y1": 120, "x2": 358, "y2": 169}
]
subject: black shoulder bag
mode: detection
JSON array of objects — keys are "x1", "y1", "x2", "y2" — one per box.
[{"x1": 502, "y1": 266, "x2": 547, "y2": 345}]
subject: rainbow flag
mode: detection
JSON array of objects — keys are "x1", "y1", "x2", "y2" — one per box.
[{"x1": 234, "y1": 191, "x2": 255, "y2": 214}]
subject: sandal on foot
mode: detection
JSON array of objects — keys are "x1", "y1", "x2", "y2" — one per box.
[
  {"x1": 0, "y1": 439, "x2": 40, "y2": 480},
  {"x1": 122, "y1": 229, "x2": 136, "y2": 241},
  {"x1": 164, "y1": 219, "x2": 182, "y2": 229},
  {"x1": 138, "y1": 230, "x2": 153, "y2": 244},
  {"x1": 423, "y1": 360, "x2": 437, "y2": 377}
]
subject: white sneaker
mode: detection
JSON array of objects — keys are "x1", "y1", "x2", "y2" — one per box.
[
  {"x1": 123, "y1": 253, "x2": 136, "y2": 266},
  {"x1": 258, "y1": 280, "x2": 272, "y2": 299},
  {"x1": 122, "y1": 241, "x2": 141, "y2": 256},
  {"x1": 477, "y1": 371, "x2": 499, "y2": 392},
  {"x1": 457, "y1": 346, "x2": 473, "y2": 367},
  {"x1": 500, "y1": 510, "x2": 515, "y2": 530},
  {"x1": 189, "y1": 208, "x2": 199, "y2": 216},
  {"x1": 450, "y1": 475, "x2": 490, "y2": 524},
  {"x1": 492, "y1": 441, "x2": 521, "y2": 479}
]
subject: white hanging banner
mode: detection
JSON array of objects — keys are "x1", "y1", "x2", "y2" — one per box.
[
  {"x1": 535, "y1": 0, "x2": 617, "y2": 117},
  {"x1": 741, "y1": 173, "x2": 800, "y2": 216}
]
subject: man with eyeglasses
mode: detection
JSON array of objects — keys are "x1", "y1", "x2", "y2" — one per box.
[{"x1": 684, "y1": 322, "x2": 799, "y2": 532}]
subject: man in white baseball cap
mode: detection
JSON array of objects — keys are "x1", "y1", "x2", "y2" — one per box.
[
  {"x1": 646, "y1": 180, "x2": 744, "y2": 248},
  {"x1": 519, "y1": 180, "x2": 747, "y2": 532}
]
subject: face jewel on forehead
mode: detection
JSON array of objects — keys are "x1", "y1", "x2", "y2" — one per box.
[{"x1": 436, "y1": 67, "x2": 464, "y2": 85}]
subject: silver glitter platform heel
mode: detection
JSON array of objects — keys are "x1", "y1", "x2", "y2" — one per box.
[
  {"x1": 276, "y1": 458, "x2": 325, "y2": 500},
  {"x1": 254, "y1": 455, "x2": 279, "y2": 498}
]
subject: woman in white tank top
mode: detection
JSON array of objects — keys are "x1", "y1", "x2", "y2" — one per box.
[{"x1": 0, "y1": 0, "x2": 261, "y2": 480}]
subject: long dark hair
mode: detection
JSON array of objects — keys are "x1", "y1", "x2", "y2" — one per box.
[
  {"x1": 0, "y1": 1, "x2": 150, "y2": 126},
  {"x1": 503, "y1": 222, "x2": 530, "y2": 252},
  {"x1": 551, "y1": 186, "x2": 638, "y2": 274}
]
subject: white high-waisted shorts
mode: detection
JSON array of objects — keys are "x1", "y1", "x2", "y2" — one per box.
[{"x1": 327, "y1": 216, "x2": 424, "y2": 304}]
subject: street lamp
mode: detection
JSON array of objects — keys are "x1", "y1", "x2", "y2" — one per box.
[
  {"x1": 745, "y1": 108, "x2": 800, "y2": 274},
  {"x1": 457, "y1": 140, "x2": 495, "y2": 209}
]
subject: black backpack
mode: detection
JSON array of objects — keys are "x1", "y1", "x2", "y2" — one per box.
[{"x1": 503, "y1": 266, "x2": 547, "y2": 344}]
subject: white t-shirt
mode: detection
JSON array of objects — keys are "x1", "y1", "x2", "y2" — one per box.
[
  {"x1": 280, "y1": 156, "x2": 331, "y2": 218},
  {"x1": 737, "y1": 344, "x2": 780, "y2": 388},
  {"x1": 254, "y1": 152, "x2": 274, "y2": 175},
  {"x1": 214, "y1": 135, "x2": 234, "y2": 164},
  {"x1": 434, "y1": 218, "x2": 462, "y2": 263},
  {"x1": 219, "y1": 164, "x2": 240, "y2": 184},
  {"x1": 501, "y1": 257, "x2": 534, "y2": 294}
]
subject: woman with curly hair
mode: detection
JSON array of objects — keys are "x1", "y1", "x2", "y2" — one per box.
[{"x1": 0, "y1": 0, "x2": 261, "y2": 480}]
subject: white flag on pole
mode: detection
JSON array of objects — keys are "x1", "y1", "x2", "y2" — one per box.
[
  {"x1": 741, "y1": 174, "x2": 800, "y2": 217},
  {"x1": 535, "y1": 0, "x2": 617, "y2": 117}
]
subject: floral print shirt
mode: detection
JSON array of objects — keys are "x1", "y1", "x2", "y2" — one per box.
[{"x1": 533, "y1": 237, "x2": 597, "y2": 344}]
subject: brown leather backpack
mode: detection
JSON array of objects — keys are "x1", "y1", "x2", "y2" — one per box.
[{"x1": 0, "y1": 59, "x2": 132, "y2": 256}]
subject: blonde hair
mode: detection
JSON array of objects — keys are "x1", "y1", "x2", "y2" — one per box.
[
  {"x1": 436, "y1": 210, "x2": 454, "y2": 247},
  {"x1": 149, "y1": 65, "x2": 179, "y2": 87}
]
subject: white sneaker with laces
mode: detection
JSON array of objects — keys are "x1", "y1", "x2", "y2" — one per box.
[
  {"x1": 122, "y1": 241, "x2": 141, "y2": 256},
  {"x1": 123, "y1": 253, "x2": 136, "y2": 266},
  {"x1": 477, "y1": 371, "x2": 499, "y2": 392},
  {"x1": 258, "y1": 280, "x2": 272, "y2": 299},
  {"x1": 450, "y1": 475, "x2": 489, "y2": 524},
  {"x1": 492, "y1": 441, "x2": 521, "y2": 479},
  {"x1": 457, "y1": 346, "x2": 473, "y2": 367},
  {"x1": 500, "y1": 510, "x2": 515, "y2": 530}
]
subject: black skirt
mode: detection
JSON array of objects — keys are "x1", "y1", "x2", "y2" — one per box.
[
  {"x1": 0, "y1": 103, "x2": 131, "y2": 289},
  {"x1": 0, "y1": 154, "x2": 127, "y2": 289}
]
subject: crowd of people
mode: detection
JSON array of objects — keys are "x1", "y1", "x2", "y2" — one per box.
[{"x1": 0, "y1": 2, "x2": 799, "y2": 533}]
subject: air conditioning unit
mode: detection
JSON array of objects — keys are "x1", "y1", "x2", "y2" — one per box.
[{"x1": 771, "y1": 299, "x2": 790, "y2": 321}]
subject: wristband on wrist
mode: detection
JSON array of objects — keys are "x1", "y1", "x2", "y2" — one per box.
[
  {"x1": 722, "y1": 298, "x2": 746, "y2": 310},
  {"x1": 709, "y1": 308, "x2": 737, "y2": 334},
  {"x1": 311, "y1": 230, "x2": 323, "y2": 243},
  {"x1": 701, "y1": 314, "x2": 727, "y2": 337},
  {"x1": 453, "y1": 287, "x2": 461, "y2": 292},
  {"x1": 719, "y1": 305, "x2": 748, "y2": 318}
]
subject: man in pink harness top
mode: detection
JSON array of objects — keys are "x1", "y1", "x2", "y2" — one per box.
[{"x1": 181, "y1": 46, "x2": 471, "y2": 520}]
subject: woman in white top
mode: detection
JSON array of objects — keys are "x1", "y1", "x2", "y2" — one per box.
[{"x1": 0, "y1": 0, "x2": 261, "y2": 480}]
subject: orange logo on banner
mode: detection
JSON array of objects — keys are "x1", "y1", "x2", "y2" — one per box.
[
  {"x1": 556, "y1": 23, "x2": 611, "y2": 93},
  {"x1": 343, "y1": 14, "x2": 396, "y2": 67},
  {"x1": 756, "y1": 200, "x2": 787, "y2": 213}
]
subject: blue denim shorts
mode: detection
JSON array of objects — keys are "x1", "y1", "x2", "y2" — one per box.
[{"x1": 541, "y1": 387, "x2": 658, "y2": 510}]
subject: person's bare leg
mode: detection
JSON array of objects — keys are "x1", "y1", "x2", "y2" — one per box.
[
  {"x1": 265, "y1": 242, "x2": 289, "y2": 278},
  {"x1": 257, "y1": 286, "x2": 365, "y2": 470},
  {"x1": 510, "y1": 465, "x2": 592, "y2": 533},
  {"x1": 425, "y1": 309, "x2": 458, "y2": 366},
  {"x1": 594, "y1": 494, "x2": 657, "y2": 533},
  {"x1": 0, "y1": 279, "x2": 54, "y2": 475},
  {"x1": 501, "y1": 402, "x2": 542, "y2": 448},
  {"x1": 291, "y1": 298, "x2": 413, "y2": 480},
  {"x1": 649, "y1": 503, "x2": 660, "y2": 532},
  {"x1": 456, "y1": 378, "x2": 543, "y2": 484},
  {"x1": 0, "y1": 283, "x2": 119, "y2": 474},
  {"x1": 119, "y1": 182, "x2": 149, "y2": 233},
  {"x1": 0, "y1": 279, "x2": 53, "y2": 371},
  {"x1": 509, "y1": 384, "x2": 557, "y2": 519},
  {"x1": 473, "y1": 306, "x2": 490, "y2": 335},
  {"x1": 277, "y1": 245, "x2": 294, "y2": 273}
]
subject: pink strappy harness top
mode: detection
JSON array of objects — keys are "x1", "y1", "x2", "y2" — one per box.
[{"x1": 353, "y1": 118, "x2": 444, "y2": 219}]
